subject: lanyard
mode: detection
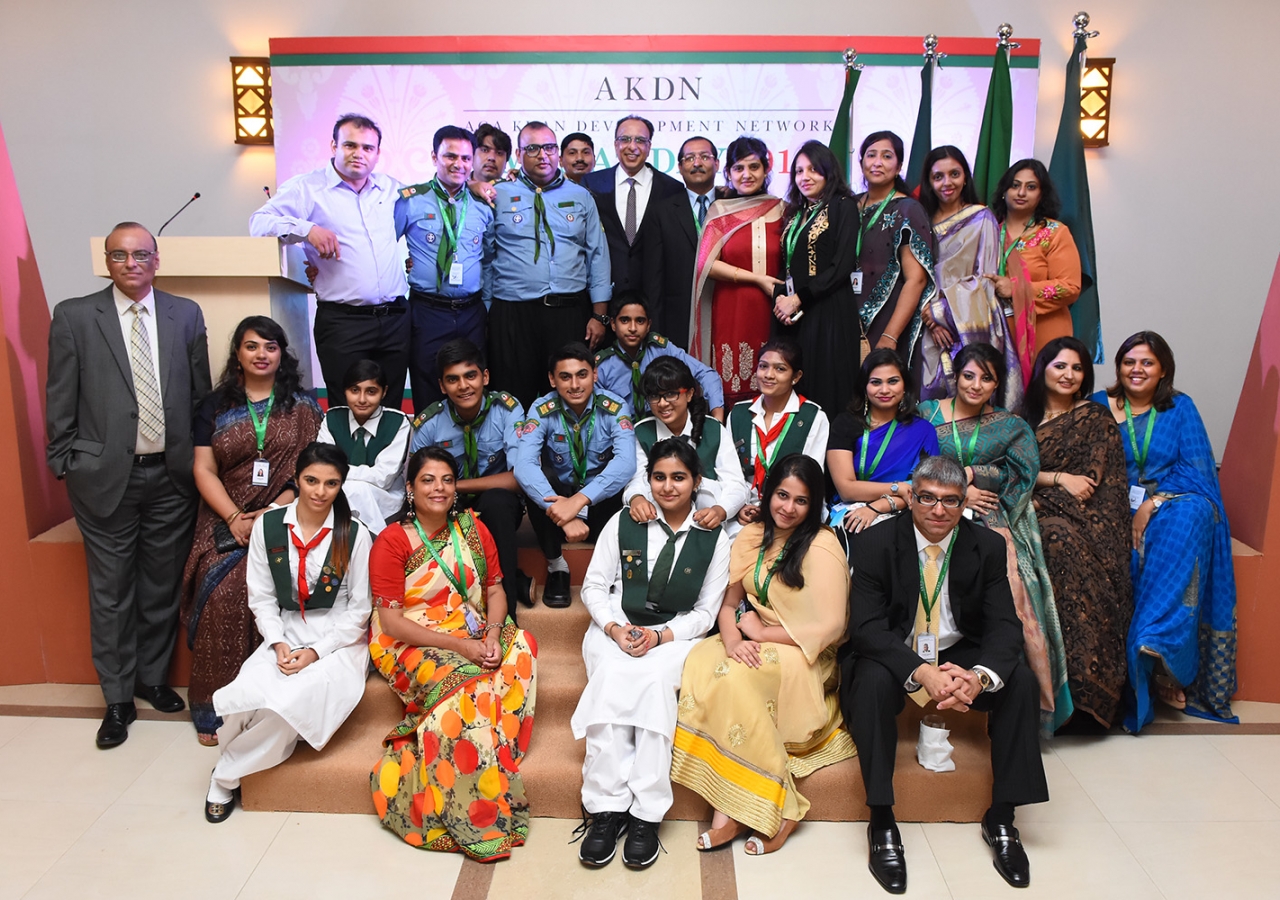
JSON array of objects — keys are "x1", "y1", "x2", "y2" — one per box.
[
  {"x1": 752, "y1": 537, "x2": 792, "y2": 608},
  {"x1": 783, "y1": 201, "x2": 825, "y2": 275},
  {"x1": 412, "y1": 517, "x2": 471, "y2": 600},
  {"x1": 449, "y1": 395, "x2": 491, "y2": 479},
  {"x1": 1123, "y1": 397, "x2": 1158, "y2": 478},
  {"x1": 246, "y1": 392, "x2": 275, "y2": 455},
  {"x1": 754, "y1": 412, "x2": 796, "y2": 485},
  {"x1": 855, "y1": 192, "x2": 896, "y2": 259},
  {"x1": 857, "y1": 418, "x2": 899, "y2": 481},
  {"x1": 918, "y1": 530, "x2": 958, "y2": 627},
  {"x1": 996, "y1": 221, "x2": 1036, "y2": 276},
  {"x1": 560, "y1": 406, "x2": 597, "y2": 486},
  {"x1": 948, "y1": 399, "x2": 981, "y2": 467},
  {"x1": 429, "y1": 179, "x2": 469, "y2": 289}
]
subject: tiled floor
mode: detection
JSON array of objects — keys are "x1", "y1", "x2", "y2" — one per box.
[{"x1": 0, "y1": 697, "x2": 1275, "y2": 898}]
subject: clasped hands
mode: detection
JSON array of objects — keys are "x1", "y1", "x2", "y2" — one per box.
[
  {"x1": 721, "y1": 610, "x2": 767, "y2": 669},
  {"x1": 545, "y1": 493, "x2": 591, "y2": 542},
  {"x1": 273, "y1": 642, "x2": 319, "y2": 676},
  {"x1": 457, "y1": 631, "x2": 502, "y2": 669},
  {"x1": 629, "y1": 495, "x2": 727, "y2": 529},
  {"x1": 608, "y1": 621, "x2": 658, "y2": 658},
  {"x1": 773, "y1": 293, "x2": 801, "y2": 325},
  {"x1": 913, "y1": 662, "x2": 983, "y2": 711}
]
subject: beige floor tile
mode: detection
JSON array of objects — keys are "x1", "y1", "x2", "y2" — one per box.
[
  {"x1": 1205, "y1": 734, "x2": 1280, "y2": 806},
  {"x1": 1053, "y1": 734, "x2": 1280, "y2": 822},
  {"x1": 0, "y1": 798, "x2": 109, "y2": 900},
  {"x1": 0, "y1": 717, "x2": 183, "y2": 806},
  {"x1": 1016, "y1": 747, "x2": 1105, "y2": 824},
  {"x1": 1114, "y1": 819, "x2": 1280, "y2": 900},
  {"x1": 737, "y1": 820, "x2": 949, "y2": 900},
  {"x1": 116, "y1": 721, "x2": 223, "y2": 808},
  {"x1": 0, "y1": 715, "x2": 33, "y2": 750},
  {"x1": 238, "y1": 812, "x2": 460, "y2": 898},
  {"x1": 490, "y1": 817, "x2": 701, "y2": 900},
  {"x1": 924, "y1": 820, "x2": 1162, "y2": 900},
  {"x1": 21, "y1": 801, "x2": 287, "y2": 900}
]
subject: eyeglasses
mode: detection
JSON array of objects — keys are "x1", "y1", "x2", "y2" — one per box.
[
  {"x1": 616, "y1": 135, "x2": 651, "y2": 146},
  {"x1": 645, "y1": 389, "x2": 688, "y2": 405},
  {"x1": 912, "y1": 491, "x2": 964, "y2": 509},
  {"x1": 520, "y1": 143, "x2": 559, "y2": 157},
  {"x1": 679, "y1": 152, "x2": 717, "y2": 163},
  {"x1": 105, "y1": 249, "x2": 156, "y2": 264}
]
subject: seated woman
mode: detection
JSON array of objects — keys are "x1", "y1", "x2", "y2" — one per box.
[
  {"x1": 1091, "y1": 331, "x2": 1237, "y2": 732},
  {"x1": 827, "y1": 348, "x2": 940, "y2": 557},
  {"x1": 368, "y1": 447, "x2": 537, "y2": 861},
  {"x1": 918, "y1": 342, "x2": 1072, "y2": 733},
  {"x1": 1024, "y1": 337, "x2": 1132, "y2": 729},
  {"x1": 624, "y1": 357, "x2": 749, "y2": 531},
  {"x1": 671, "y1": 454, "x2": 852, "y2": 856},
  {"x1": 572, "y1": 439, "x2": 731, "y2": 870},
  {"x1": 181, "y1": 316, "x2": 323, "y2": 744},
  {"x1": 316, "y1": 359, "x2": 411, "y2": 534},
  {"x1": 205, "y1": 443, "x2": 371, "y2": 823}
]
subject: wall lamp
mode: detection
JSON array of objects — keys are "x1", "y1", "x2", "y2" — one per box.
[
  {"x1": 1080, "y1": 57, "x2": 1113, "y2": 148},
  {"x1": 231, "y1": 57, "x2": 273, "y2": 145}
]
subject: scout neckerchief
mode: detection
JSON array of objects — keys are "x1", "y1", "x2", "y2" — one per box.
[
  {"x1": 752, "y1": 536, "x2": 792, "y2": 608},
  {"x1": 856, "y1": 191, "x2": 897, "y2": 260},
  {"x1": 287, "y1": 523, "x2": 332, "y2": 619},
  {"x1": 516, "y1": 168, "x2": 565, "y2": 262},
  {"x1": 996, "y1": 220, "x2": 1039, "y2": 276},
  {"x1": 560, "y1": 402, "x2": 597, "y2": 487},
  {"x1": 948, "y1": 398, "x2": 982, "y2": 467},
  {"x1": 412, "y1": 517, "x2": 471, "y2": 600},
  {"x1": 247, "y1": 390, "x2": 275, "y2": 456},
  {"x1": 783, "y1": 201, "x2": 826, "y2": 277},
  {"x1": 858, "y1": 418, "x2": 899, "y2": 481},
  {"x1": 429, "y1": 178, "x2": 469, "y2": 290},
  {"x1": 1123, "y1": 396, "x2": 1158, "y2": 481},
  {"x1": 751, "y1": 396, "x2": 802, "y2": 493},
  {"x1": 449, "y1": 394, "x2": 492, "y2": 479},
  {"x1": 623, "y1": 340, "x2": 649, "y2": 416}
]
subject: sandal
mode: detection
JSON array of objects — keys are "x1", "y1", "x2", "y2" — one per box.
[
  {"x1": 744, "y1": 819, "x2": 798, "y2": 856},
  {"x1": 197, "y1": 732, "x2": 219, "y2": 747},
  {"x1": 696, "y1": 819, "x2": 750, "y2": 851},
  {"x1": 1153, "y1": 673, "x2": 1186, "y2": 710}
]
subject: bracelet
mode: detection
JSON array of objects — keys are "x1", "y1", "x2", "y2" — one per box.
[
  {"x1": 226, "y1": 509, "x2": 243, "y2": 525},
  {"x1": 1053, "y1": 472, "x2": 1061, "y2": 486},
  {"x1": 883, "y1": 333, "x2": 899, "y2": 345},
  {"x1": 483, "y1": 623, "x2": 501, "y2": 634},
  {"x1": 731, "y1": 267, "x2": 740, "y2": 283},
  {"x1": 605, "y1": 623, "x2": 618, "y2": 639}
]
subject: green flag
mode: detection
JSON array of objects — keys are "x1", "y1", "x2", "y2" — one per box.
[
  {"x1": 828, "y1": 56, "x2": 862, "y2": 183},
  {"x1": 905, "y1": 58, "x2": 934, "y2": 192},
  {"x1": 1049, "y1": 34, "x2": 1103, "y2": 363},
  {"x1": 973, "y1": 43, "x2": 1013, "y2": 205}
]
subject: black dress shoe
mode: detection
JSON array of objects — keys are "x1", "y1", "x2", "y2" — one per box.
[
  {"x1": 205, "y1": 792, "x2": 236, "y2": 824},
  {"x1": 515, "y1": 570, "x2": 535, "y2": 608},
  {"x1": 575, "y1": 810, "x2": 629, "y2": 866},
  {"x1": 96, "y1": 702, "x2": 137, "y2": 749},
  {"x1": 622, "y1": 814, "x2": 662, "y2": 869},
  {"x1": 867, "y1": 823, "x2": 907, "y2": 894},
  {"x1": 136, "y1": 683, "x2": 186, "y2": 714},
  {"x1": 543, "y1": 570, "x2": 572, "y2": 608},
  {"x1": 982, "y1": 821, "x2": 1030, "y2": 888}
]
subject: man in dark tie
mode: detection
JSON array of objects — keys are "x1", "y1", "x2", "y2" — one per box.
[
  {"x1": 651, "y1": 136, "x2": 720, "y2": 349},
  {"x1": 841, "y1": 454, "x2": 1048, "y2": 893},
  {"x1": 581, "y1": 116, "x2": 684, "y2": 334},
  {"x1": 46, "y1": 222, "x2": 212, "y2": 748}
]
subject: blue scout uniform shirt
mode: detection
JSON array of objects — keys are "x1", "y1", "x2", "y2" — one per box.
[
  {"x1": 395, "y1": 181, "x2": 494, "y2": 297},
  {"x1": 514, "y1": 387, "x2": 636, "y2": 513},
  {"x1": 410, "y1": 391, "x2": 524, "y2": 479},
  {"x1": 594, "y1": 332, "x2": 726, "y2": 418},
  {"x1": 482, "y1": 170, "x2": 611, "y2": 306}
]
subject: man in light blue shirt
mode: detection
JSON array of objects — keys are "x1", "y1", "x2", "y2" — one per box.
[
  {"x1": 250, "y1": 114, "x2": 410, "y2": 408},
  {"x1": 396, "y1": 126, "x2": 495, "y2": 414},
  {"x1": 483, "y1": 121, "x2": 611, "y2": 408}
]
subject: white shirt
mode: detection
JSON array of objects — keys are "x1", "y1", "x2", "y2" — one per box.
[
  {"x1": 315, "y1": 406, "x2": 412, "y2": 495},
  {"x1": 113, "y1": 285, "x2": 165, "y2": 454},
  {"x1": 623, "y1": 416, "x2": 749, "y2": 519},
  {"x1": 614, "y1": 164, "x2": 654, "y2": 231},
  {"x1": 743, "y1": 391, "x2": 830, "y2": 504}
]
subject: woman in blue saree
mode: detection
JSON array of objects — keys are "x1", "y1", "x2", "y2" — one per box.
[{"x1": 1092, "y1": 331, "x2": 1237, "y2": 733}]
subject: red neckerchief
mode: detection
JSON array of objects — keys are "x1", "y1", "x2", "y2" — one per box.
[
  {"x1": 752, "y1": 395, "x2": 805, "y2": 493},
  {"x1": 288, "y1": 523, "x2": 331, "y2": 619}
]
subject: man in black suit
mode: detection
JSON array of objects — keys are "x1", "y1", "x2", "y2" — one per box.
[
  {"x1": 46, "y1": 222, "x2": 211, "y2": 748},
  {"x1": 581, "y1": 115, "x2": 684, "y2": 333},
  {"x1": 650, "y1": 136, "x2": 720, "y2": 349},
  {"x1": 841, "y1": 454, "x2": 1047, "y2": 893}
]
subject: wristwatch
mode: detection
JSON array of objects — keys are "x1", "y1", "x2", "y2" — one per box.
[
  {"x1": 976, "y1": 669, "x2": 994, "y2": 692},
  {"x1": 890, "y1": 482, "x2": 900, "y2": 495},
  {"x1": 591, "y1": 312, "x2": 611, "y2": 326},
  {"x1": 1151, "y1": 496, "x2": 1165, "y2": 511}
]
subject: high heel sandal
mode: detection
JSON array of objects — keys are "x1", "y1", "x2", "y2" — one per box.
[
  {"x1": 744, "y1": 819, "x2": 798, "y2": 855},
  {"x1": 197, "y1": 732, "x2": 219, "y2": 747},
  {"x1": 696, "y1": 819, "x2": 750, "y2": 851}
]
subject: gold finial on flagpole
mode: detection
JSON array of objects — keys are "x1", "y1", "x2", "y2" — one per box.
[
  {"x1": 843, "y1": 48, "x2": 864, "y2": 71},
  {"x1": 1072, "y1": 12, "x2": 1100, "y2": 39}
]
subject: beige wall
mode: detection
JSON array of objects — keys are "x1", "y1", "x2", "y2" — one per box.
[{"x1": 2, "y1": 0, "x2": 1275, "y2": 452}]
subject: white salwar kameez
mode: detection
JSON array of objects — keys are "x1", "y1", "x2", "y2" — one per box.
[
  {"x1": 316, "y1": 406, "x2": 411, "y2": 534},
  {"x1": 623, "y1": 416, "x2": 750, "y2": 521},
  {"x1": 570, "y1": 510, "x2": 731, "y2": 822},
  {"x1": 209, "y1": 501, "x2": 372, "y2": 802}
]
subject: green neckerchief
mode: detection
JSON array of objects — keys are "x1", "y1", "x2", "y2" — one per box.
[
  {"x1": 857, "y1": 418, "x2": 899, "y2": 480},
  {"x1": 247, "y1": 391, "x2": 275, "y2": 454},
  {"x1": 623, "y1": 340, "x2": 649, "y2": 415},
  {"x1": 449, "y1": 395, "x2": 492, "y2": 479},
  {"x1": 1123, "y1": 397, "x2": 1158, "y2": 480},
  {"x1": 560, "y1": 402, "x2": 597, "y2": 486},
  {"x1": 412, "y1": 517, "x2": 470, "y2": 599},
  {"x1": 918, "y1": 529, "x2": 959, "y2": 627},
  {"x1": 783, "y1": 201, "x2": 826, "y2": 276},
  {"x1": 949, "y1": 399, "x2": 982, "y2": 467},
  {"x1": 516, "y1": 168, "x2": 565, "y2": 262},
  {"x1": 856, "y1": 191, "x2": 897, "y2": 260},
  {"x1": 429, "y1": 178, "x2": 469, "y2": 290}
]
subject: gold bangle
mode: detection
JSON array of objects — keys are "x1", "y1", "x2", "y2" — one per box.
[
  {"x1": 1053, "y1": 472, "x2": 1061, "y2": 486},
  {"x1": 883, "y1": 334, "x2": 899, "y2": 345},
  {"x1": 226, "y1": 509, "x2": 242, "y2": 525},
  {"x1": 731, "y1": 267, "x2": 740, "y2": 283}
]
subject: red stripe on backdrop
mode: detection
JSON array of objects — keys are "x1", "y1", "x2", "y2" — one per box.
[{"x1": 269, "y1": 35, "x2": 1040, "y2": 58}]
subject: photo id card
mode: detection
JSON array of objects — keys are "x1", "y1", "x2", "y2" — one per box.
[
  {"x1": 1129, "y1": 484, "x2": 1147, "y2": 511},
  {"x1": 915, "y1": 632, "x2": 938, "y2": 665},
  {"x1": 449, "y1": 260, "x2": 464, "y2": 286},
  {"x1": 252, "y1": 458, "x2": 271, "y2": 487},
  {"x1": 850, "y1": 270, "x2": 864, "y2": 294},
  {"x1": 785, "y1": 275, "x2": 795, "y2": 296}
]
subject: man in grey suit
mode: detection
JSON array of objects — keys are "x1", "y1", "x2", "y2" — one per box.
[{"x1": 46, "y1": 222, "x2": 211, "y2": 748}]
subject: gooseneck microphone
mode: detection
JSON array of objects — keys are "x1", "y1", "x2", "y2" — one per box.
[{"x1": 157, "y1": 192, "x2": 201, "y2": 236}]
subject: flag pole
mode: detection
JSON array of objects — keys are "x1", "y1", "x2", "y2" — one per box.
[
  {"x1": 828, "y1": 48, "x2": 864, "y2": 183},
  {"x1": 973, "y1": 23, "x2": 1017, "y2": 205},
  {"x1": 905, "y1": 35, "x2": 945, "y2": 193}
]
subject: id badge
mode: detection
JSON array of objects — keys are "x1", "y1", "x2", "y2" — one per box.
[
  {"x1": 252, "y1": 459, "x2": 270, "y2": 486},
  {"x1": 449, "y1": 260, "x2": 464, "y2": 286},
  {"x1": 1129, "y1": 484, "x2": 1146, "y2": 511},
  {"x1": 915, "y1": 632, "x2": 938, "y2": 665},
  {"x1": 850, "y1": 270, "x2": 864, "y2": 294},
  {"x1": 961, "y1": 506, "x2": 975, "y2": 520},
  {"x1": 785, "y1": 275, "x2": 795, "y2": 295}
]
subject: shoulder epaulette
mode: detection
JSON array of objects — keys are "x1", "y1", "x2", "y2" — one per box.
[
  {"x1": 648, "y1": 333, "x2": 669, "y2": 348},
  {"x1": 493, "y1": 391, "x2": 520, "y2": 412},
  {"x1": 411, "y1": 399, "x2": 447, "y2": 429},
  {"x1": 594, "y1": 345, "x2": 622, "y2": 365},
  {"x1": 399, "y1": 182, "x2": 433, "y2": 200},
  {"x1": 535, "y1": 396, "x2": 562, "y2": 417},
  {"x1": 596, "y1": 395, "x2": 623, "y2": 416}
]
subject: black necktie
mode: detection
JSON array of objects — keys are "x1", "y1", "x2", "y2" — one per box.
[
  {"x1": 646, "y1": 521, "x2": 679, "y2": 615},
  {"x1": 625, "y1": 177, "x2": 638, "y2": 245},
  {"x1": 697, "y1": 194, "x2": 709, "y2": 231},
  {"x1": 351, "y1": 426, "x2": 369, "y2": 466}
]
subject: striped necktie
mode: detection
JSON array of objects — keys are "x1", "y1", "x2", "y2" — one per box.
[{"x1": 128, "y1": 303, "x2": 164, "y2": 443}]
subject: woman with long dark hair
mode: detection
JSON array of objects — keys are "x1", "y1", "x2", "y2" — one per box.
[
  {"x1": 181, "y1": 316, "x2": 322, "y2": 744},
  {"x1": 672, "y1": 453, "x2": 852, "y2": 856},
  {"x1": 204, "y1": 443, "x2": 371, "y2": 823}
]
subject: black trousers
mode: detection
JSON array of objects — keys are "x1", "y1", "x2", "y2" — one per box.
[
  {"x1": 313, "y1": 299, "x2": 411, "y2": 410},
  {"x1": 469, "y1": 487, "x2": 524, "y2": 623},
  {"x1": 69, "y1": 461, "x2": 197, "y2": 704},
  {"x1": 408, "y1": 291, "x2": 487, "y2": 416},
  {"x1": 488, "y1": 297, "x2": 592, "y2": 409},
  {"x1": 525, "y1": 469, "x2": 620, "y2": 560},
  {"x1": 842, "y1": 640, "x2": 1049, "y2": 809}
]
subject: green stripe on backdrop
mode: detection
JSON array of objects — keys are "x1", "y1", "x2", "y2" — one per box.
[{"x1": 271, "y1": 52, "x2": 1039, "y2": 68}]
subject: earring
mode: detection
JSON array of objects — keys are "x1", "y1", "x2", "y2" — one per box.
[{"x1": 406, "y1": 490, "x2": 415, "y2": 518}]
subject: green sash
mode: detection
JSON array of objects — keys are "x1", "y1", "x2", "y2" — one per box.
[
  {"x1": 617, "y1": 514, "x2": 720, "y2": 626},
  {"x1": 728, "y1": 400, "x2": 819, "y2": 481},
  {"x1": 261, "y1": 506, "x2": 361, "y2": 612},
  {"x1": 325, "y1": 408, "x2": 403, "y2": 467},
  {"x1": 633, "y1": 416, "x2": 722, "y2": 481}
]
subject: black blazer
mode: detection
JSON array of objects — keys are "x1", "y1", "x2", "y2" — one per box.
[
  {"x1": 650, "y1": 187, "x2": 702, "y2": 349},
  {"x1": 845, "y1": 513, "x2": 1025, "y2": 685}
]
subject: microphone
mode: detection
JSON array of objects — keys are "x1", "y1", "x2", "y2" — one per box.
[
  {"x1": 263, "y1": 186, "x2": 272, "y2": 199},
  {"x1": 157, "y1": 192, "x2": 201, "y2": 236}
]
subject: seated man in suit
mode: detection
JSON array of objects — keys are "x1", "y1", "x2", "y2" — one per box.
[{"x1": 841, "y1": 454, "x2": 1048, "y2": 893}]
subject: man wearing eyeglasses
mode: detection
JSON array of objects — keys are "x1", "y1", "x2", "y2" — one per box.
[
  {"x1": 651, "y1": 136, "x2": 721, "y2": 349},
  {"x1": 46, "y1": 222, "x2": 212, "y2": 749},
  {"x1": 581, "y1": 116, "x2": 685, "y2": 337},
  {"x1": 840, "y1": 454, "x2": 1047, "y2": 893},
  {"x1": 484, "y1": 121, "x2": 611, "y2": 407}
]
